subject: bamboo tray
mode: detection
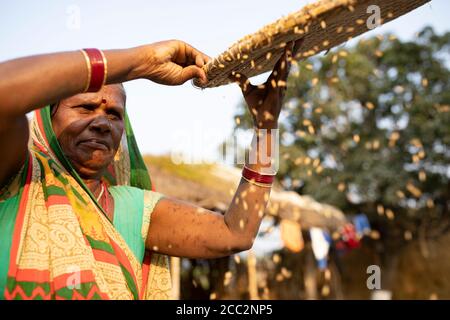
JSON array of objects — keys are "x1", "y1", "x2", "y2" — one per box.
[{"x1": 194, "y1": 0, "x2": 430, "y2": 88}]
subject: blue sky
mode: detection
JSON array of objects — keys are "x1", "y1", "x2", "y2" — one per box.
[{"x1": 1, "y1": 0, "x2": 449, "y2": 161}]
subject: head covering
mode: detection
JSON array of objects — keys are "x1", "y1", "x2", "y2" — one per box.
[
  {"x1": 41, "y1": 104, "x2": 153, "y2": 196},
  {"x1": 0, "y1": 106, "x2": 171, "y2": 300}
]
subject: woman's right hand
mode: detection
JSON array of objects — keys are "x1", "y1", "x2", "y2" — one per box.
[{"x1": 133, "y1": 40, "x2": 211, "y2": 86}]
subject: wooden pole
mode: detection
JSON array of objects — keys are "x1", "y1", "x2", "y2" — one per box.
[
  {"x1": 170, "y1": 256, "x2": 181, "y2": 300},
  {"x1": 247, "y1": 250, "x2": 259, "y2": 300},
  {"x1": 304, "y1": 247, "x2": 318, "y2": 299}
]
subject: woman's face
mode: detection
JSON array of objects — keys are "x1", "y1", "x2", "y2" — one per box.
[{"x1": 52, "y1": 84, "x2": 126, "y2": 179}]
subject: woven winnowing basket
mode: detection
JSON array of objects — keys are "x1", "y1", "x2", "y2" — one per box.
[{"x1": 194, "y1": 0, "x2": 430, "y2": 88}]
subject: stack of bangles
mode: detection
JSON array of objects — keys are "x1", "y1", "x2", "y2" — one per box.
[
  {"x1": 80, "y1": 48, "x2": 108, "y2": 93},
  {"x1": 242, "y1": 166, "x2": 276, "y2": 188}
]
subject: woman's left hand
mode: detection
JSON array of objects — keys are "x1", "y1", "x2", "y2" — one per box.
[{"x1": 232, "y1": 40, "x2": 303, "y2": 129}]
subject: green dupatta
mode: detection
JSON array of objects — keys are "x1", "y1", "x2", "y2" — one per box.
[{"x1": 0, "y1": 106, "x2": 171, "y2": 299}]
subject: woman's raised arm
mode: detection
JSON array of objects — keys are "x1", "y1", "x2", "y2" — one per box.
[
  {"x1": 0, "y1": 40, "x2": 209, "y2": 186},
  {"x1": 145, "y1": 41, "x2": 302, "y2": 258},
  {"x1": 0, "y1": 41, "x2": 209, "y2": 118}
]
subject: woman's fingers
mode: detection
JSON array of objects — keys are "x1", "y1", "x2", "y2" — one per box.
[
  {"x1": 267, "y1": 42, "x2": 294, "y2": 91},
  {"x1": 184, "y1": 42, "x2": 211, "y2": 67},
  {"x1": 180, "y1": 65, "x2": 207, "y2": 85},
  {"x1": 293, "y1": 38, "x2": 304, "y2": 57},
  {"x1": 278, "y1": 42, "x2": 294, "y2": 83},
  {"x1": 195, "y1": 54, "x2": 205, "y2": 68},
  {"x1": 229, "y1": 72, "x2": 255, "y2": 94},
  {"x1": 229, "y1": 38, "x2": 306, "y2": 97},
  {"x1": 293, "y1": 38, "x2": 304, "y2": 59},
  {"x1": 176, "y1": 42, "x2": 210, "y2": 84}
]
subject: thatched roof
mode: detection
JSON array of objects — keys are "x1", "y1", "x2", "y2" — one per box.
[{"x1": 144, "y1": 155, "x2": 346, "y2": 230}]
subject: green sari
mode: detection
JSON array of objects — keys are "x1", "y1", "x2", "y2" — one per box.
[{"x1": 0, "y1": 106, "x2": 172, "y2": 299}]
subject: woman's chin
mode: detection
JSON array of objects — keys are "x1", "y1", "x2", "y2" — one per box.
[
  {"x1": 72, "y1": 156, "x2": 113, "y2": 179},
  {"x1": 76, "y1": 165, "x2": 108, "y2": 179}
]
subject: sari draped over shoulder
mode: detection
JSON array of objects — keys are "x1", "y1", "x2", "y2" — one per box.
[{"x1": 0, "y1": 106, "x2": 172, "y2": 300}]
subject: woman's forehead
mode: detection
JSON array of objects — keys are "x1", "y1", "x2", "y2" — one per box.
[{"x1": 62, "y1": 84, "x2": 126, "y2": 108}]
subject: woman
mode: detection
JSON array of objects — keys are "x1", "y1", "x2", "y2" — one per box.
[{"x1": 0, "y1": 39, "x2": 299, "y2": 299}]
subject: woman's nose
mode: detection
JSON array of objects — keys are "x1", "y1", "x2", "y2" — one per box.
[{"x1": 89, "y1": 115, "x2": 111, "y2": 133}]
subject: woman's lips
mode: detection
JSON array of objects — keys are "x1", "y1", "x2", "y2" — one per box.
[{"x1": 78, "y1": 139, "x2": 109, "y2": 151}]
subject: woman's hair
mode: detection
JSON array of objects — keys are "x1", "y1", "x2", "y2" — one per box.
[
  {"x1": 116, "y1": 83, "x2": 127, "y2": 104},
  {"x1": 50, "y1": 102, "x2": 59, "y2": 117}
]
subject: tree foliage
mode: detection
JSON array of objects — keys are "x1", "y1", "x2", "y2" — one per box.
[{"x1": 233, "y1": 27, "x2": 450, "y2": 238}]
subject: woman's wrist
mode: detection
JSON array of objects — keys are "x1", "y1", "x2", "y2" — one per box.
[
  {"x1": 103, "y1": 45, "x2": 155, "y2": 83},
  {"x1": 126, "y1": 45, "x2": 155, "y2": 81},
  {"x1": 100, "y1": 47, "x2": 143, "y2": 84},
  {"x1": 246, "y1": 127, "x2": 279, "y2": 175}
]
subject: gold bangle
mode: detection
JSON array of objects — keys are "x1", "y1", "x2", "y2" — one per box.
[
  {"x1": 244, "y1": 165, "x2": 277, "y2": 176},
  {"x1": 80, "y1": 49, "x2": 91, "y2": 93},
  {"x1": 242, "y1": 175, "x2": 273, "y2": 188},
  {"x1": 99, "y1": 49, "x2": 108, "y2": 87}
]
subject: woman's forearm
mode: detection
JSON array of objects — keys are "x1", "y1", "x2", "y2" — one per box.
[
  {"x1": 223, "y1": 128, "x2": 277, "y2": 250},
  {"x1": 0, "y1": 47, "x2": 145, "y2": 118},
  {"x1": 143, "y1": 128, "x2": 280, "y2": 258}
]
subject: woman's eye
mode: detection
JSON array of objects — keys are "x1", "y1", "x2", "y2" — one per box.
[
  {"x1": 79, "y1": 105, "x2": 94, "y2": 113},
  {"x1": 109, "y1": 110, "x2": 121, "y2": 118}
]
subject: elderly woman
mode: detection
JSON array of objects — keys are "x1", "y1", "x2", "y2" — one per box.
[{"x1": 0, "y1": 39, "x2": 297, "y2": 299}]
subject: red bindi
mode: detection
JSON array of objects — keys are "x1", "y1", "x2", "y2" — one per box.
[{"x1": 102, "y1": 98, "x2": 107, "y2": 104}]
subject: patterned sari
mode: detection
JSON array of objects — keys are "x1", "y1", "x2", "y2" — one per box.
[{"x1": 0, "y1": 106, "x2": 171, "y2": 300}]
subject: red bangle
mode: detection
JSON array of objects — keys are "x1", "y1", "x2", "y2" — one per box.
[
  {"x1": 81, "y1": 48, "x2": 107, "y2": 92},
  {"x1": 242, "y1": 166, "x2": 275, "y2": 186}
]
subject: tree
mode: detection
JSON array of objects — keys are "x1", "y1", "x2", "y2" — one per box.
[{"x1": 233, "y1": 26, "x2": 450, "y2": 247}]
